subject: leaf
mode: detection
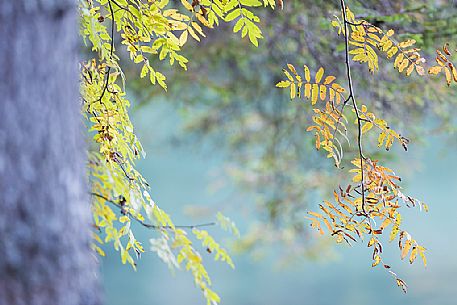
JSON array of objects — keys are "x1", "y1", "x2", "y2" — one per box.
[
  {"x1": 140, "y1": 64, "x2": 148, "y2": 78},
  {"x1": 449, "y1": 63, "x2": 457, "y2": 82},
  {"x1": 398, "y1": 39, "x2": 415, "y2": 48},
  {"x1": 304, "y1": 65, "x2": 311, "y2": 82},
  {"x1": 315, "y1": 67, "x2": 324, "y2": 83},
  {"x1": 179, "y1": 30, "x2": 188, "y2": 46},
  {"x1": 401, "y1": 240, "x2": 413, "y2": 259},
  {"x1": 409, "y1": 247, "x2": 418, "y2": 264},
  {"x1": 319, "y1": 85, "x2": 327, "y2": 101},
  {"x1": 389, "y1": 225, "x2": 400, "y2": 241},
  {"x1": 233, "y1": 19, "x2": 244, "y2": 33},
  {"x1": 225, "y1": 9, "x2": 241, "y2": 22},
  {"x1": 405, "y1": 64, "x2": 414, "y2": 76},
  {"x1": 428, "y1": 66, "x2": 442, "y2": 75},
  {"x1": 444, "y1": 67, "x2": 452, "y2": 86},
  {"x1": 380, "y1": 218, "x2": 392, "y2": 230},
  {"x1": 443, "y1": 42, "x2": 451, "y2": 55},
  {"x1": 311, "y1": 84, "x2": 319, "y2": 105},
  {"x1": 323, "y1": 75, "x2": 336, "y2": 85},
  {"x1": 287, "y1": 63, "x2": 297, "y2": 75},
  {"x1": 308, "y1": 211, "x2": 323, "y2": 219},
  {"x1": 290, "y1": 82, "x2": 296, "y2": 99},
  {"x1": 276, "y1": 80, "x2": 291, "y2": 88},
  {"x1": 386, "y1": 29, "x2": 394, "y2": 37},
  {"x1": 396, "y1": 278, "x2": 408, "y2": 293},
  {"x1": 368, "y1": 237, "x2": 376, "y2": 247},
  {"x1": 419, "y1": 248, "x2": 427, "y2": 267},
  {"x1": 372, "y1": 254, "x2": 381, "y2": 267},
  {"x1": 361, "y1": 122, "x2": 373, "y2": 134}
]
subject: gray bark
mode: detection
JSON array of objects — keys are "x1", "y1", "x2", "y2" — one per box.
[{"x1": 0, "y1": 1, "x2": 100, "y2": 305}]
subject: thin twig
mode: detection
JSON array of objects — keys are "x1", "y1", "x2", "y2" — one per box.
[
  {"x1": 94, "y1": 0, "x2": 115, "y2": 104},
  {"x1": 340, "y1": 0, "x2": 366, "y2": 214},
  {"x1": 90, "y1": 192, "x2": 216, "y2": 230}
]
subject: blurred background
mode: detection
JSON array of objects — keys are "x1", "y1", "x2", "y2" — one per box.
[{"x1": 100, "y1": 1, "x2": 457, "y2": 304}]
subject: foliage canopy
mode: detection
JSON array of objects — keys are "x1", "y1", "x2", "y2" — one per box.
[{"x1": 79, "y1": 0, "x2": 455, "y2": 302}]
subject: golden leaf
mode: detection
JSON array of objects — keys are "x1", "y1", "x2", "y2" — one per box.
[
  {"x1": 315, "y1": 67, "x2": 324, "y2": 83},
  {"x1": 409, "y1": 247, "x2": 418, "y2": 264},
  {"x1": 323, "y1": 75, "x2": 336, "y2": 85},
  {"x1": 444, "y1": 67, "x2": 452, "y2": 86},
  {"x1": 401, "y1": 240, "x2": 413, "y2": 259},
  {"x1": 372, "y1": 254, "x2": 381, "y2": 267},
  {"x1": 304, "y1": 65, "x2": 311, "y2": 82},
  {"x1": 428, "y1": 66, "x2": 442, "y2": 75},
  {"x1": 287, "y1": 63, "x2": 297, "y2": 75}
]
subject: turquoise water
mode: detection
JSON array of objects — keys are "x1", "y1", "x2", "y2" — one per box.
[{"x1": 101, "y1": 101, "x2": 457, "y2": 305}]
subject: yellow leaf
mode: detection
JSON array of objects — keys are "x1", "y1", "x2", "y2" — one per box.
[
  {"x1": 398, "y1": 58, "x2": 409, "y2": 73},
  {"x1": 361, "y1": 122, "x2": 373, "y2": 134},
  {"x1": 181, "y1": 0, "x2": 193, "y2": 11},
  {"x1": 401, "y1": 240, "x2": 412, "y2": 259},
  {"x1": 191, "y1": 22, "x2": 205, "y2": 37},
  {"x1": 428, "y1": 65, "x2": 442, "y2": 75},
  {"x1": 419, "y1": 248, "x2": 427, "y2": 267},
  {"x1": 409, "y1": 247, "x2": 418, "y2": 264},
  {"x1": 92, "y1": 244, "x2": 105, "y2": 257},
  {"x1": 179, "y1": 30, "x2": 188, "y2": 46},
  {"x1": 311, "y1": 84, "x2": 319, "y2": 105},
  {"x1": 367, "y1": 237, "x2": 376, "y2": 247},
  {"x1": 380, "y1": 218, "x2": 392, "y2": 230},
  {"x1": 396, "y1": 278, "x2": 408, "y2": 293},
  {"x1": 406, "y1": 63, "x2": 414, "y2": 76},
  {"x1": 140, "y1": 64, "x2": 148, "y2": 78},
  {"x1": 372, "y1": 254, "x2": 381, "y2": 267},
  {"x1": 121, "y1": 248, "x2": 128, "y2": 264},
  {"x1": 398, "y1": 39, "x2": 416, "y2": 48},
  {"x1": 352, "y1": 174, "x2": 362, "y2": 183},
  {"x1": 119, "y1": 215, "x2": 130, "y2": 223},
  {"x1": 304, "y1": 65, "x2": 311, "y2": 82},
  {"x1": 307, "y1": 211, "x2": 323, "y2": 218},
  {"x1": 290, "y1": 82, "x2": 296, "y2": 99},
  {"x1": 450, "y1": 63, "x2": 457, "y2": 82},
  {"x1": 323, "y1": 75, "x2": 336, "y2": 85},
  {"x1": 336, "y1": 234, "x2": 344, "y2": 243},
  {"x1": 276, "y1": 80, "x2": 291, "y2": 88},
  {"x1": 444, "y1": 67, "x2": 452, "y2": 86},
  {"x1": 304, "y1": 83, "x2": 311, "y2": 98},
  {"x1": 323, "y1": 218, "x2": 333, "y2": 232},
  {"x1": 378, "y1": 132, "x2": 386, "y2": 147},
  {"x1": 389, "y1": 225, "x2": 400, "y2": 241},
  {"x1": 394, "y1": 53, "x2": 404, "y2": 68},
  {"x1": 188, "y1": 27, "x2": 200, "y2": 41},
  {"x1": 287, "y1": 64, "x2": 297, "y2": 75},
  {"x1": 315, "y1": 67, "x2": 324, "y2": 83},
  {"x1": 443, "y1": 42, "x2": 451, "y2": 55},
  {"x1": 319, "y1": 85, "x2": 327, "y2": 100}
]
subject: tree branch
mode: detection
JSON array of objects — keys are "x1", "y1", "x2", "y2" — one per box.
[
  {"x1": 340, "y1": 0, "x2": 366, "y2": 214},
  {"x1": 90, "y1": 192, "x2": 215, "y2": 230}
]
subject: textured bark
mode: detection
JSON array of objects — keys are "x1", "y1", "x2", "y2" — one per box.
[{"x1": 0, "y1": 1, "x2": 100, "y2": 305}]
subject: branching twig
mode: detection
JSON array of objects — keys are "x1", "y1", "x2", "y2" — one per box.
[{"x1": 340, "y1": 0, "x2": 366, "y2": 214}]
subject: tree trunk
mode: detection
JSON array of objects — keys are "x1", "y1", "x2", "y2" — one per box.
[{"x1": 0, "y1": 1, "x2": 99, "y2": 305}]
